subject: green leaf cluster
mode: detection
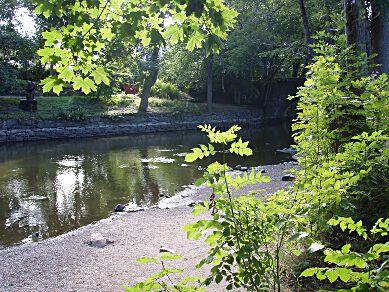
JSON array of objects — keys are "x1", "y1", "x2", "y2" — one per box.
[
  {"x1": 124, "y1": 252, "x2": 204, "y2": 292},
  {"x1": 301, "y1": 217, "x2": 389, "y2": 290},
  {"x1": 34, "y1": 0, "x2": 238, "y2": 95}
]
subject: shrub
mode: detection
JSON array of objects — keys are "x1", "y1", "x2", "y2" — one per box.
[
  {"x1": 151, "y1": 80, "x2": 191, "y2": 100},
  {"x1": 301, "y1": 217, "x2": 389, "y2": 291},
  {"x1": 57, "y1": 106, "x2": 88, "y2": 121},
  {"x1": 123, "y1": 252, "x2": 204, "y2": 291}
]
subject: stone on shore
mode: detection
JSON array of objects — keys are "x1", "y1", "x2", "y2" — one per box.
[
  {"x1": 88, "y1": 232, "x2": 113, "y2": 248},
  {"x1": 281, "y1": 174, "x2": 296, "y2": 181},
  {"x1": 114, "y1": 204, "x2": 126, "y2": 212}
]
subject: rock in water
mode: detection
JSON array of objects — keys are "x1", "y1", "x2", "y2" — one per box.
[
  {"x1": 276, "y1": 148, "x2": 297, "y2": 155},
  {"x1": 235, "y1": 165, "x2": 248, "y2": 171},
  {"x1": 282, "y1": 174, "x2": 296, "y2": 181},
  {"x1": 114, "y1": 204, "x2": 126, "y2": 212},
  {"x1": 88, "y1": 232, "x2": 109, "y2": 248}
]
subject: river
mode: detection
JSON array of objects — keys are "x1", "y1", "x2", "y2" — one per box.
[{"x1": 0, "y1": 123, "x2": 293, "y2": 247}]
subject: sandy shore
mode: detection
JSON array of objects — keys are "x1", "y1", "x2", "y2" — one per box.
[{"x1": 0, "y1": 163, "x2": 296, "y2": 292}]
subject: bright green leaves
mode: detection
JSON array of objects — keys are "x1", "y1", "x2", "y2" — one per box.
[
  {"x1": 41, "y1": 76, "x2": 64, "y2": 95},
  {"x1": 136, "y1": 257, "x2": 158, "y2": 264},
  {"x1": 72, "y1": 76, "x2": 97, "y2": 94},
  {"x1": 186, "y1": 31, "x2": 205, "y2": 51},
  {"x1": 328, "y1": 217, "x2": 368, "y2": 239},
  {"x1": 35, "y1": 1, "x2": 55, "y2": 18},
  {"x1": 126, "y1": 251, "x2": 204, "y2": 291},
  {"x1": 100, "y1": 26, "x2": 114, "y2": 41},
  {"x1": 42, "y1": 29, "x2": 63, "y2": 46},
  {"x1": 228, "y1": 170, "x2": 270, "y2": 190},
  {"x1": 300, "y1": 217, "x2": 389, "y2": 290},
  {"x1": 35, "y1": 0, "x2": 238, "y2": 95},
  {"x1": 230, "y1": 138, "x2": 252, "y2": 156},
  {"x1": 182, "y1": 125, "x2": 304, "y2": 289},
  {"x1": 198, "y1": 124, "x2": 241, "y2": 144},
  {"x1": 37, "y1": 47, "x2": 55, "y2": 64},
  {"x1": 162, "y1": 25, "x2": 184, "y2": 45},
  {"x1": 185, "y1": 144, "x2": 216, "y2": 162},
  {"x1": 90, "y1": 67, "x2": 110, "y2": 85},
  {"x1": 324, "y1": 249, "x2": 367, "y2": 269},
  {"x1": 184, "y1": 220, "x2": 223, "y2": 240},
  {"x1": 301, "y1": 267, "x2": 353, "y2": 284},
  {"x1": 371, "y1": 218, "x2": 389, "y2": 236}
]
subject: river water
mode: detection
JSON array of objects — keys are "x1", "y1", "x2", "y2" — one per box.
[{"x1": 0, "y1": 124, "x2": 293, "y2": 248}]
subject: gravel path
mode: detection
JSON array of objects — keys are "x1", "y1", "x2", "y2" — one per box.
[{"x1": 0, "y1": 163, "x2": 297, "y2": 292}]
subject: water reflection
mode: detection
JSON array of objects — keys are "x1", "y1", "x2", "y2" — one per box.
[{"x1": 0, "y1": 124, "x2": 293, "y2": 247}]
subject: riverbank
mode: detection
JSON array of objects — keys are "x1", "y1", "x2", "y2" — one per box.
[
  {"x1": 0, "y1": 107, "x2": 281, "y2": 143},
  {"x1": 0, "y1": 163, "x2": 296, "y2": 291}
]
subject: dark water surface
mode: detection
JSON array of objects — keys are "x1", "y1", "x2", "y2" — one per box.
[{"x1": 0, "y1": 124, "x2": 293, "y2": 247}]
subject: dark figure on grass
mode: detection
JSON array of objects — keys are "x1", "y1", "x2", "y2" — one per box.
[
  {"x1": 26, "y1": 81, "x2": 35, "y2": 101},
  {"x1": 20, "y1": 81, "x2": 37, "y2": 112}
]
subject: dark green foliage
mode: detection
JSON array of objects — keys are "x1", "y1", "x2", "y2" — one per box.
[
  {"x1": 0, "y1": 29, "x2": 39, "y2": 95},
  {"x1": 150, "y1": 80, "x2": 191, "y2": 100},
  {"x1": 301, "y1": 217, "x2": 389, "y2": 291}
]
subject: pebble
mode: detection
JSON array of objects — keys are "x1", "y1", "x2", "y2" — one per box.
[{"x1": 159, "y1": 247, "x2": 175, "y2": 254}]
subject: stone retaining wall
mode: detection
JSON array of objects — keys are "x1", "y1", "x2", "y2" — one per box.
[{"x1": 0, "y1": 110, "x2": 283, "y2": 143}]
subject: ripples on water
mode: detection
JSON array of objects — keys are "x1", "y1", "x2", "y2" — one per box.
[{"x1": 0, "y1": 124, "x2": 293, "y2": 247}]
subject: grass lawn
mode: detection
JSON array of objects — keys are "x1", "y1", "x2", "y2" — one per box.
[{"x1": 0, "y1": 95, "x2": 210, "y2": 121}]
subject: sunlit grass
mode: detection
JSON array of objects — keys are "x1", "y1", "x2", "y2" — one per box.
[{"x1": 0, "y1": 95, "x2": 207, "y2": 121}]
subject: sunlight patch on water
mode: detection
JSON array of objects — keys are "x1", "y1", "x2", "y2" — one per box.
[
  {"x1": 141, "y1": 157, "x2": 175, "y2": 163},
  {"x1": 57, "y1": 155, "x2": 84, "y2": 167}
]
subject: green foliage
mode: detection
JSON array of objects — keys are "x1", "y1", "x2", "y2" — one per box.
[
  {"x1": 301, "y1": 217, "x2": 389, "y2": 291},
  {"x1": 34, "y1": 0, "x2": 238, "y2": 95},
  {"x1": 123, "y1": 252, "x2": 204, "y2": 292},
  {"x1": 290, "y1": 46, "x2": 389, "y2": 229},
  {"x1": 150, "y1": 80, "x2": 191, "y2": 100},
  {"x1": 159, "y1": 45, "x2": 205, "y2": 92},
  {"x1": 181, "y1": 121, "x2": 388, "y2": 291},
  {"x1": 286, "y1": 41, "x2": 389, "y2": 290},
  {"x1": 56, "y1": 106, "x2": 88, "y2": 121},
  {"x1": 178, "y1": 42, "x2": 388, "y2": 291},
  {"x1": 183, "y1": 125, "x2": 303, "y2": 291},
  {"x1": 0, "y1": 29, "x2": 39, "y2": 95}
]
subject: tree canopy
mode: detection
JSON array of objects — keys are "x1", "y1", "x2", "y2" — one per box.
[{"x1": 34, "y1": 0, "x2": 238, "y2": 95}]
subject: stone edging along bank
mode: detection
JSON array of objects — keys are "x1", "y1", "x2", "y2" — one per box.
[{"x1": 0, "y1": 110, "x2": 283, "y2": 143}]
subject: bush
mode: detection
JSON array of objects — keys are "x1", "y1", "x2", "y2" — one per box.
[
  {"x1": 301, "y1": 217, "x2": 389, "y2": 291},
  {"x1": 57, "y1": 106, "x2": 88, "y2": 121},
  {"x1": 150, "y1": 80, "x2": 191, "y2": 100},
  {"x1": 97, "y1": 94, "x2": 133, "y2": 106}
]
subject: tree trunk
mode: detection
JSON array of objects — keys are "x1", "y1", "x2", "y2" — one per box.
[
  {"x1": 371, "y1": 0, "x2": 389, "y2": 74},
  {"x1": 297, "y1": 0, "x2": 314, "y2": 62},
  {"x1": 139, "y1": 47, "x2": 159, "y2": 112},
  {"x1": 206, "y1": 55, "x2": 213, "y2": 112},
  {"x1": 344, "y1": 0, "x2": 368, "y2": 54}
]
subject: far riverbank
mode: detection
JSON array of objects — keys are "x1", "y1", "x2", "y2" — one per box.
[{"x1": 0, "y1": 109, "x2": 289, "y2": 143}]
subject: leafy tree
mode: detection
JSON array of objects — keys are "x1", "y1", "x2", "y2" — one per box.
[
  {"x1": 0, "y1": 0, "x2": 40, "y2": 94},
  {"x1": 34, "y1": 0, "x2": 238, "y2": 111}
]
